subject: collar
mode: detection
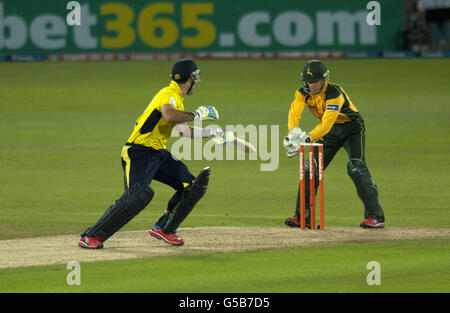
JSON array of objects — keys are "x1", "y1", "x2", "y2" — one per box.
[
  {"x1": 169, "y1": 80, "x2": 183, "y2": 97},
  {"x1": 320, "y1": 82, "x2": 328, "y2": 95}
]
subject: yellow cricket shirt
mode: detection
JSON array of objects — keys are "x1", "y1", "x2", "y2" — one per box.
[
  {"x1": 288, "y1": 82, "x2": 360, "y2": 141},
  {"x1": 126, "y1": 80, "x2": 185, "y2": 150}
]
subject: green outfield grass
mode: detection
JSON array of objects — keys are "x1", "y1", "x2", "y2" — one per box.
[{"x1": 0, "y1": 59, "x2": 449, "y2": 292}]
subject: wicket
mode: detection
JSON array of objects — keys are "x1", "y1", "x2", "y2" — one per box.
[{"x1": 299, "y1": 143, "x2": 325, "y2": 230}]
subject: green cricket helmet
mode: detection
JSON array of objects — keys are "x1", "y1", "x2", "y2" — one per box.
[{"x1": 301, "y1": 60, "x2": 329, "y2": 93}]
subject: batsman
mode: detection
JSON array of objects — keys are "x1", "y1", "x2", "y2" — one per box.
[
  {"x1": 283, "y1": 60, "x2": 385, "y2": 229},
  {"x1": 79, "y1": 59, "x2": 225, "y2": 248}
]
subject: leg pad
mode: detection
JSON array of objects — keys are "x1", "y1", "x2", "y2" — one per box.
[{"x1": 82, "y1": 184, "x2": 154, "y2": 241}]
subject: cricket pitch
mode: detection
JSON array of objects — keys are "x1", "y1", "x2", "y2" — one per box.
[{"x1": 1, "y1": 226, "x2": 450, "y2": 269}]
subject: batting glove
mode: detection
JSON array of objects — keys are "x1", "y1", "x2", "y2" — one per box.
[
  {"x1": 213, "y1": 131, "x2": 234, "y2": 146},
  {"x1": 193, "y1": 105, "x2": 219, "y2": 121},
  {"x1": 208, "y1": 127, "x2": 224, "y2": 138}
]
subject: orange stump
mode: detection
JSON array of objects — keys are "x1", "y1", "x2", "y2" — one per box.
[{"x1": 299, "y1": 143, "x2": 325, "y2": 230}]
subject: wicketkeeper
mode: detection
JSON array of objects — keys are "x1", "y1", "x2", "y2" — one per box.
[
  {"x1": 79, "y1": 59, "x2": 225, "y2": 248},
  {"x1": 283, "y1": 60, "x2": 386, "y2": 229}
]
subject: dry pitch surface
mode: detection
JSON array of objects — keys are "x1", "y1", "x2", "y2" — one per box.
[{"x1": 1, "y1": 226, "x2": 450, "y2": 269}]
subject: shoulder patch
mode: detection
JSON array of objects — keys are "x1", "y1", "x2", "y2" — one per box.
[
  {"x1": 295, "y1": 88, "x2": 309, "y2": 104},
  {"x1": 169, "y1": 96, "x2": 177, "y2": 108},
  {"x1": 325, "y1": 84, "x2": 341, "y2": 101}
]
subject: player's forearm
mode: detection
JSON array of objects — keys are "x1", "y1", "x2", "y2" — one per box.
[
  {"x1": 288, "y1": 117, "x2": 300, "y2": 131},
  {"x1": 162, "y1": 104, "x2": 219, "y2": 123},
  {"x1": 162, "y1": 110, "x2": 194, "y2": 123},
  {"x1": 288, "y1": 98, "x2": 304, "y2": 131},
  {"x1": 308, "y1": 125, "x2": 331, "y2": 142},
  {"x1": 308, "y1": 112, "x2": 338, "y2": 141},
  {"x1": 175, "y1": 125, "x2": 211, "y2": 138}
]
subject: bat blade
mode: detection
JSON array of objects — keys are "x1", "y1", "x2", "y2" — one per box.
[{"x1": 233, "y1": 137, "x2": 257, "y2": 154}]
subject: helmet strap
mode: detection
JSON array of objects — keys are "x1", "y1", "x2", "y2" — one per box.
[{"x1": 187, "y1": 80, "x2": 195, "y2": 94}]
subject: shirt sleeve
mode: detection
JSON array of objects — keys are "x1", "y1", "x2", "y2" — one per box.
[
  {"x1": 288, "y1": 90, "x2": 306, "y2": 132},
  {"x1": 158, "y1": 92, "x2": 179, "y2": 111},
  {"x1": 307, "y1": 93, "x2": 345, "y2": 141}
]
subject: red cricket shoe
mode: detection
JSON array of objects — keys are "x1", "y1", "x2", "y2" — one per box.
[
  {"x1": 149, "y1": 224, "x2": 162, "y2": 240},
  {"x1": 360, "y1": 217, "x2": 385, "y2": 229},
  {"x1": 285, "y1": 215, "x2": 314, "y2": 229},
  {"x1": 285, "y1": 215, "x2": 301, "y2": 227},
  {"x1": 78, "y1": 236, "x2": 104, "y2": 249},
  {"x1": 149, "y1": 228, "x2": 184, "y2": 246}
]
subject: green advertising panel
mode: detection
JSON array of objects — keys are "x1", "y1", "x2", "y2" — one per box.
[{"x1": 0, "y1": 0, "x2": 403, "y2": 54}]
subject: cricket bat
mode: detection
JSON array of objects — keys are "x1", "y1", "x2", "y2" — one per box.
[
  {"x1": 212, "y1": 132, "x2": 257, "y2": 154},
  {"x1": 232, "y1": 136, "x2": 257, "y2": 154}
]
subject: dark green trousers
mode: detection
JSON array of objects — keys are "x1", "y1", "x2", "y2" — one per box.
[{"x1": 295, "y1": 117, "x2": 385, "y2": 222}]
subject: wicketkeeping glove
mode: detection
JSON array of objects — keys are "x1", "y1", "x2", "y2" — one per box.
[
  {"x1": 193, "y1": 105, "x2": 219, "y2": 121},
  {"x1": 283, "y1": 127, "x2": 311, "y2": 158},
  {"x1": 284, "y1": 141, "x2": 300, "y2": 158}
]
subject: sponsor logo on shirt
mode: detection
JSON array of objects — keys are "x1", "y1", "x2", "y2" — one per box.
[{"x1": 326, "y1": 104, "x2": 339, "y2": 111}]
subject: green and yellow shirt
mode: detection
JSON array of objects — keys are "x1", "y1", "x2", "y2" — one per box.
[{"x1": 288, "y1": 82, "x2": 360, "y2": 141}]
